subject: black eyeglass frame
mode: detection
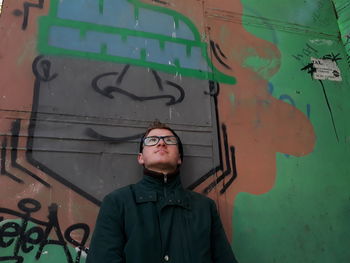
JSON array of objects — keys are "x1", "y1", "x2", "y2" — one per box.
[
  {"x1": 139, "y1": 127, "x2": 183, "y2": 161},
  {"x1": 143, "y1": 136, "x2": 178, "y2": 146}
]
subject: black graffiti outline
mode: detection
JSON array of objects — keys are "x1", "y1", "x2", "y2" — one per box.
[
  {"x1": 21, "y1": 0, "x2": 45, "y2": 30},
  {"x1": 203, "y1": 125, "x2": 237, "y2": 194},
  {"x1": 215, "y1": 42, "x2": 227, "y2": 59},
  {"x1": 26, "y1": 56, "x2": 232, "y2": 201},
  {"x1": 10, "y1": 119, "x2": 51, "y2": 187},
  {"x1": 96, "y1": 83, "x2": 183, "y2": 105},
  {"x1": 0, "y1": 255, "x2": 23, "y2": 263},
  {"x1": 151, "y1": 70, "x2": 164, "y2": 91},
  {"x1": 1, "y1": 139, "x2": 24, "y2": 184},
  {"x1": 322, "y1": 52, "x2": 342, "y2": 62},
  {"x1": 92, "y1": 72, "x2": 119, "y2": 98},
  {"x1": 318, "y1": 79, "x2": 339, "y2": 142},
  {"x1": 209, "y1": 40, "x2": 231, "y2": 70},
  {"x1": 152, "y1": 0, "x2": 169, "y2": 5},
  {"x1": 345, "y1": 34, "x2": 350, "y2": 46},
  {"x1": 292, "y1": 43, "x2": 319, "y2": 66},
  {"x1": 0, "y1": 198, "x2": 90, "y2": 263},
  {"x1": 92, "y1": 65, "x2": 185, "y2": 105},
  {"x1": 186, "y1": 81, "x2": 223, "y2": 190},
  {"x1": 116, "y1": 64, "x2": 130, "y2": 85},
  {"x1": 301, "y1": 62, "x2": 317, "y2": 78},
  {"x1": 220, "y1": 146, "x2": 237, "y2": 193},
  {"x1": 187, "y1": 81, "x2": 238, "y2": 194},
  {"x1": 85, "y1": 128, "x2": 144, "y2": 143},
  {"x1": 301, "y1": 53, "x2": 340, "y2": 142},
  {"x1": 88, "y1": 66, "x2": 185, "y2": 147},
  {"x1": 26, "y1": 55, "x2": 102, "y2": 206}
]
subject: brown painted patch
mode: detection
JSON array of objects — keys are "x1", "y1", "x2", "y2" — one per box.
[
  {"x1": 193, "y1": 0, "x2": 314, "y2": 241},
  {"x1": 0, "y1": 0, "x2": 98, "y2": 245}
]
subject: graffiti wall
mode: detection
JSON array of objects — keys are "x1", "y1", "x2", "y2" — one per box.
[
  {"x1": 0, "y1": 0, "x2": 349, "y2": 262},
  {"x1": 332, "y1": 0, "x2": 350, "y2": 67}
]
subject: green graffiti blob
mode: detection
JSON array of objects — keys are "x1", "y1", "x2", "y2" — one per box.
[{"x1": 37, "y1": 0, "x2": 236, "y2": 84}]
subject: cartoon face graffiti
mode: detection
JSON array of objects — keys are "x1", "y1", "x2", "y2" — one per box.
[{"x1": 0, "y1": 0, "x2": 315, "y2": 253}]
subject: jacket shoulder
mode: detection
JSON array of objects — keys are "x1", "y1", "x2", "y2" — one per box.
[
  {"x1": 186, "y1": 189, "x2": 213, "y2": 201},
  {"x1": 185, "y1": 189, "x2": 216, "y2": 208},
  {"x1": 102, "y1": 184, "x2": 134, "y2": 204}
]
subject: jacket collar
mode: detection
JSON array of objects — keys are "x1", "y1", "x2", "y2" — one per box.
[
  {"x1": 133, "y1": 168, "x2": 191, "y2": 210},
  {"x1": 143, "y1": 167, "x2": 180, "y2": 181}
]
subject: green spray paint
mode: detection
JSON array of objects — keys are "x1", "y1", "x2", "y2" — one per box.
[
  {"x1": 331, "y1": 0, "x2": 350, "y2": 67},
  {"x1": 37, "y1": 0, "x2": 236, "y2": 84},
  {"x1": 234, "y1": 0, "x2": 350, "y2": 262},
  {"x1": 99, "y1": 0, "x2": 104, "y2": 15}
]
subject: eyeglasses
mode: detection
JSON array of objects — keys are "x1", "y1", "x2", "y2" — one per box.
[{"x1": 143, "y1": 136, "x2": 178, "y2": 146}]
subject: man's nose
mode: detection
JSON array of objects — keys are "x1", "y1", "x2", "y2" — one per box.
[{"x1": 157, "y1": 138, "x2": 166, "y2": 146}]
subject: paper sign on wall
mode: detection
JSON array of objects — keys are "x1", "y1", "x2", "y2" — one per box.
[{"x1": 311, "y1": 57, "x2": 342, "y2": 81}]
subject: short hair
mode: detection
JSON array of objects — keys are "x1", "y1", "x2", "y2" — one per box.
[{"x1": 139, "y1": 120, "x2": 183, "y2": 162}]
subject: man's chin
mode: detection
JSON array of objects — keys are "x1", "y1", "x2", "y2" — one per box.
[{"x1": 146, "y1": 162, "x2": 178, "y2": 172}]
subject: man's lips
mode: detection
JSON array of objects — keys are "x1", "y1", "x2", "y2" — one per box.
[{"x1": 155, "y1": 149, "x2": 168, "y2": 154}]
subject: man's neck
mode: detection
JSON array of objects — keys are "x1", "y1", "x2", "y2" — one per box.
[{"x1": 144, "y1": 166, "x2": 177, "y2": 175}]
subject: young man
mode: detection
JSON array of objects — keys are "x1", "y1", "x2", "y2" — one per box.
[{"x1": 86, "y1": 121, "x2": 238, "y2": 263}]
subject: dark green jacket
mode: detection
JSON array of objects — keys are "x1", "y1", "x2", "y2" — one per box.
[{"x1": 87, "y1": 170, "x2": 238, "y2": 263}]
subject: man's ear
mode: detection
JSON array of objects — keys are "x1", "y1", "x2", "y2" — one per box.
[
  {"x1": 137, "y1": 153, "x2": 144, "y2": 165},
  {"x1": 177, "y1": 156, "x2": 182, "y2": 165}
]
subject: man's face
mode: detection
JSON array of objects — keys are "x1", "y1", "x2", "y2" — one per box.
[{"x1": 138, "y1": 128, "x2": 182, "y2": 173}]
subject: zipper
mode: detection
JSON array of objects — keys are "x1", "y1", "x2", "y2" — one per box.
[{"x1": 163, "y1": 174, "x2": 167, "y2": 197}]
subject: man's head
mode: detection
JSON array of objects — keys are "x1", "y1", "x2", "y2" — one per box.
[{"x1": 138, "y1": 121, "x2": 183, "y2": 174}]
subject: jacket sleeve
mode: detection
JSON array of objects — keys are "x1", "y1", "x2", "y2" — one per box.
[
  {"x1": 86, "y1": 194, "x2": 126, "y2": 263},
  {"x1": 210, "y1": 200, "x2": 239, "y2": 263}
]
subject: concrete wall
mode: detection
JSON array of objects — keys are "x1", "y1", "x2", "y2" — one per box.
[{"x1": 0, "y1": 0, "x2": 349, "y2": 262}]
